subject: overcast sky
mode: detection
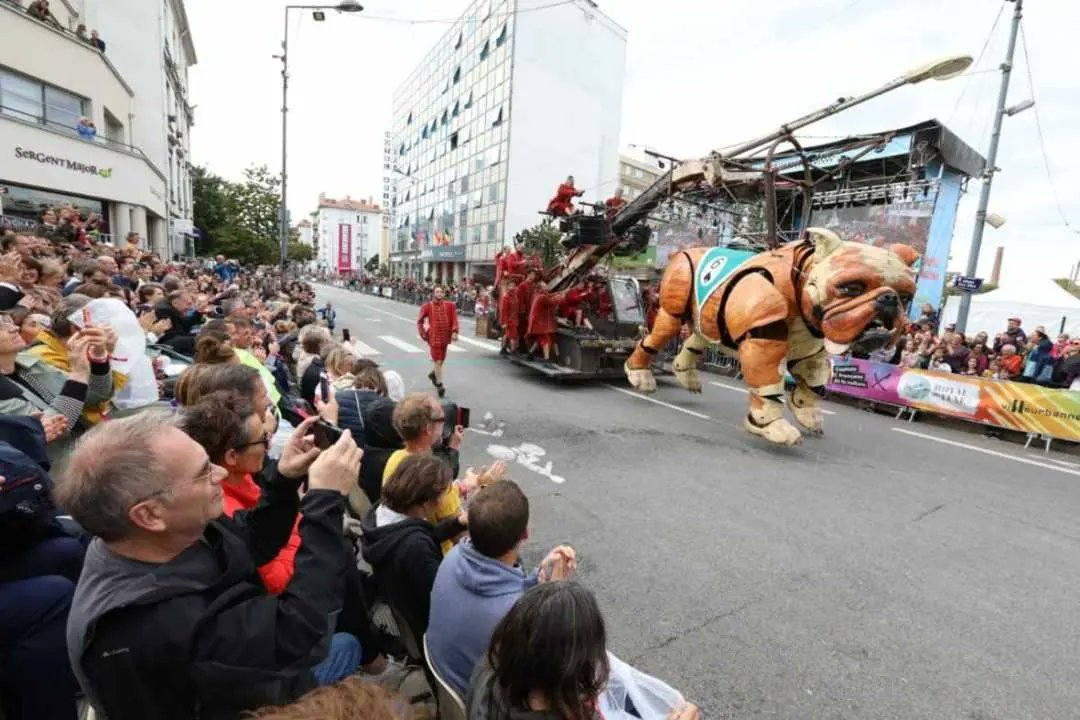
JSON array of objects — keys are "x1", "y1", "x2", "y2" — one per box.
[{"x1": 187, "y1": 0, "x2": 1078, "y2": 286}]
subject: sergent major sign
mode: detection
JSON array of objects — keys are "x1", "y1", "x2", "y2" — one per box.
[{"x1": 14, "y1": 147, "x2": 113, "y2": 178}]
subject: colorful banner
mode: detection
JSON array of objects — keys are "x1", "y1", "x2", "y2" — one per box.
[
  {"x1": 337, "y1": 223, "x2": 352, "y2": 273},
  {"x1": 827, "y1": 357, "x2": 1080, "y2": 441},
  {"x1": 817, "y1": 197, "x2": 935, "y2": 256}
]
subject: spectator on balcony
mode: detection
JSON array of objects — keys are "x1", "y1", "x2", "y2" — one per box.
[
  {"x1": 76, "y1": 117, "x2": 97, "y2": 142},
  {"x1": 27, "y1": 0, "x2": 61, "y2": 28},
  {"x1": 90, "y1": 29, "x2": 105, "y2": 53},
  {"x1": 76, "y1": 23, "x2": 91, "y2": 44}
]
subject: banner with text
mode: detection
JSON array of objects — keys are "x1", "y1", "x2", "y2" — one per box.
[
  {"x1": 337, "y1": 224, "x2": 352, "y2": 273},
  {"x1": 828, "y1": 357, "x2": 1080, "y2": 441}
]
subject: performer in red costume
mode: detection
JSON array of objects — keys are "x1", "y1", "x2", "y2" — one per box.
[
  {"x1": 527, "y1": 289, "x2": 569, "y2": 365},
  {"x1": 417, "y1": 285, "x2": 459, "y2": 397},
  {"x1": 604, "y1": 187, "x2": 626, "y2": 222},
  {"x1": 546, "y1": 175, "x2": 584, "y2": 217},
  {"x1": 558, "y1": 284, "x2": 594, "y2": 329},
  {"x1": 497, "y1": 240, "x2": 528, "y2": 290},
  {"x1": 516, "y1": 269, "x2": 540, "y2": 351},
  {"x1": 498, "y1": 277, "x2": 520, "y2": 355}
]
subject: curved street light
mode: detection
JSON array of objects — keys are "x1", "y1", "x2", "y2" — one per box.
[{"x1": 279, "y1": 3, "x2": 365, "y2": 270}]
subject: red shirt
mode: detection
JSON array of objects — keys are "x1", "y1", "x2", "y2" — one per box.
[
  {"x1": 528, "y1": 290, "x2": 568, "y2": 336},
  {"x1": 222, "y1": 474, "x2": 300, "y2": 595},
  {"x1": 499, "y1": 289, "x2": 520, "y2": 327},
  {"x1": 418, "y1": 300, "x2": 459, "y2": 346}
]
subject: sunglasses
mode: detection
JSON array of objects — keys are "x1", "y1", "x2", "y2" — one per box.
[{"x1": 235, "y1": 433, "x2": 271, "y2": 451}]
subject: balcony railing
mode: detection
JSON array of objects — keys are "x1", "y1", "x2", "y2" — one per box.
[{"x1": 1, "y1": 102, "x2": 147, "y2": 157}]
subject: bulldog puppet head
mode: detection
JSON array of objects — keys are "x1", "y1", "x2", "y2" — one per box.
[{"x1": 799, "y1": 227, "x2": 919, "y2": 356}]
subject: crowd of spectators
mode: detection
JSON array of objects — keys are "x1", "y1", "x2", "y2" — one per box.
[
  {"x1": 5, "y1": 0, "x2": 107, "y2": 51},
  {"x1": 863, "y1": 303, "x2": 1080, "y2": 389},
  {"x1": 0, "y1": 212, "x2": 697, "y2": 720}
]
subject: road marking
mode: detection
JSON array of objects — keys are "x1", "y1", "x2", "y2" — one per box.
[
  {"x1": 456, "y1": 335, "x2": 501, "y2": 351},
  {"x1": 607, "y1": 385, "x2": 711, "y2": 420},
  {"x1": 349, "y1": 340, "x2": 382, "y2": 356},
  {"x1": 378, "y1": 335, "x2": 424, "y2": 353},
  {"x1": 447, "y1": 344, "x2": 467, "y2": 353},
  {"x1": 891, "y1": 428, "x2": 1080, "y2": 477},
  {"x1": 709, "y1": 381, "x2": 835, "y2": 414}
]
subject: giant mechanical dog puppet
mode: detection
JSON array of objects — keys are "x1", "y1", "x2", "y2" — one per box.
[{"x1": 625, "y1": 228, "x2": 918, "y2": 445}]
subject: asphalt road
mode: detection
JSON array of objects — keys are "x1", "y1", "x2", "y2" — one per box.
[{"x1": 317, "y1": 283, "x2": 1080, "y2": 720}]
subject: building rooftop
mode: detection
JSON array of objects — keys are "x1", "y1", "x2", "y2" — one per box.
[{"x1": 317, "y1": 193, "x2": 382, "y2": 213}]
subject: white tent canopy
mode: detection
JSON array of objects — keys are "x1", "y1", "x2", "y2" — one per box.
[{"x1": 941, "y1": 279, "x2": 1080, "y2": 338}]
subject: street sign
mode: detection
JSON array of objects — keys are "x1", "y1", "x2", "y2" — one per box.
[{"x1": 953, "y1": 275, "x2": 984, "y2": 293}]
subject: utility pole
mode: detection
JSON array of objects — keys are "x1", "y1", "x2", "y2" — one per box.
[
  {"x1": 955, "y1": 0, "x2": 1024, "y2": 333},
  {"x1": 278, "y1": 21, "x2": 289, "y2": 272}
]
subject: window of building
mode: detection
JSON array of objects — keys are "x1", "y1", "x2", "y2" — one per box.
[
  {"x1": 471, "y1": 226, "x2": 482, "y2": 244},
  {"x1": 0, "y1": 68, "x2": 85, "y2": 134},
  {"x1": 452, "y1": 100, "x2": 460, "y2": 117},
  {"x1": 479, "y1": 39, "x2": 490, "y2": 61},
  {"x1": 452, "y1": 66, "x2": 461, "y2": 84},
  {"x1": 465, "y1": 90, "x2": 474, "y2": 109},
  {"x1": 407, "y1": 112, "x2": 413, "y2": 125},
  {"x1": 450, "y1": 131, "x2": 459, "y2": 150},
  {"x1": 496, "y1": 23, "x2": 508, "y2": 47},
  {"x1": 454, "y1": 31, "x2": 463, "y2": 50},
  {"x1": 488, "y1": 221, "x2": 498, "y2": 244},
  {"x1": 491, "y1": 106, "x2": 503, "y2": 127},
  {"x1": 460, "y1": 175, "x2": 469, "y2": 193},
  {"x1": 472, "y1": 190, "x2": 482, "y2": 208},
  {"x1": 488, "y1": 183, "x2": 499, "y2": 204},
  {"x1": 441, "y1": 109, "x2": 448, "y2": 126},
  {"x1": 103, "y1": 108, "x2": 124, "y2": 146}
]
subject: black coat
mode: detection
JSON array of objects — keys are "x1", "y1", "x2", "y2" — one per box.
[
  {"x1": 0, "y1": 282, "x2": 23, "y2": 311},
  {"x1": 360, "y1": 507, "x2": 463, "y2": 642},
  {"x1": 67, "y1": 470, "x2": 350, "y2": 720}
]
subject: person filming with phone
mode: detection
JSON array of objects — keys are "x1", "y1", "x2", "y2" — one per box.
[{"x1": 59, "y1": 412, "x2": 366, "y2": 720}]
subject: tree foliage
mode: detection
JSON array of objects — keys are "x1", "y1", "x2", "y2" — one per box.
[
  {"x1": 514, "y1": 221, "x2": 563, "y2": 270},
  {"x1": 192, "y1": 164, "x2": 284, "y2": 265},
  {"x1": 288, "y1": 242, "x2": 314, "y2": 263},
  {"x1": 365, "y1": 253, "x2": 381, "y2": 274}
]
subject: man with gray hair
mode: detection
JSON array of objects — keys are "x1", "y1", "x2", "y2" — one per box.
[{"x1": 58, "y1": 414, "x2": 363, "y2": 720}]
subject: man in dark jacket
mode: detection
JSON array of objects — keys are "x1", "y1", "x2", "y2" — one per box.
[
  {"x1": 57, "y1": 413, "x2": 363, "y2": 720},
  {"x1": 154, "y1": 290, "x2": 203, "y2": 355}
]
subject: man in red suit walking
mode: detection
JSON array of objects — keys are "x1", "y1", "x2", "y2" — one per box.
[{"x1": 418, "y1": 285, "x2": 459, "y2": 397}]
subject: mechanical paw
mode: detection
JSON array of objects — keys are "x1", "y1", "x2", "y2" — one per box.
[
  {"x1": 743, "y1": 416, "x2": 803, "y2": 446},
  {"x1": 789, "y1": 401, "x2": 824, "y2": 434},
  {"x1": 624, "y1": 363, "x2": 657, "y2": 394},
  {"x1": 674, "y1": 367, "x2": 702, "y2": 393}
]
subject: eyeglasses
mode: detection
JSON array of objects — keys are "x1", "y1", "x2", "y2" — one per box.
[
  {"x1": 135, "y1": 460, "x2": 218, "y2": 505},
  {"x1": 234, "y1": 433, "x2": 271, "y2": 451},
  {"x1": 429, "y1": 414, "x2": 445, "y2": 424}
]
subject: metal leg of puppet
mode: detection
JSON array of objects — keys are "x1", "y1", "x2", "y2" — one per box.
[
  {"x1": 739, "y1": 337, "x2": 803, "y2": 446},
  {"x1": 625, "y1": 308, "x2": 682, "y2": 394},
  {"x1": 672, "y1": 332, "x2": 708, "y2": 393},
  {"x1": 787, "y1": 346, "x2": 829, "y2": 434}
]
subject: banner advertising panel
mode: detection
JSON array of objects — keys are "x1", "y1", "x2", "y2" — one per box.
[
  {"x1": 337, "y1": 223, "x2": 352, "y2": 273},
  {"x1": 827, "y1": 357, "x2": 1080, "y2": 441},
  {"x1": 817, "y1": 198, "x2": 934, "y2": 256}
]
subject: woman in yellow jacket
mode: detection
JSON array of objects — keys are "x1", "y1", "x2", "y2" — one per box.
[{"x1": 28, "y1": 295, "x2": 125, "y2": 425}]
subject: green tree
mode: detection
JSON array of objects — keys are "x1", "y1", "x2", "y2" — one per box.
[
  {"x1": 514, "y1": 221, "x2": 563, "y2": 270},
  {"x1": 288, "y1": 241, "x2": 314, "y2": 263},
  {"x1": 191, "y1": 165, "x2": 229, "y2": 255},
  {"x1": 365, "y1": 253, "x2": 381, "y2": 274},
  {"x1": 225, "y1": 165, "x2": 282, "y2": 247}
]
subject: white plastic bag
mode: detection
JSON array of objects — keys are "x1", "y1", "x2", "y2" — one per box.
[
  {"x1": 67, "y1": 298, "x2": 159, "y2": 409},
  {"x1": 597, "y1": 652, "x2": 683, "y2": 720}
]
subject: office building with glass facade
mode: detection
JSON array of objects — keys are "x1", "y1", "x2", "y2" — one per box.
[{"x1": 387, "y1": 0, "x2": 626, "y2": 283}]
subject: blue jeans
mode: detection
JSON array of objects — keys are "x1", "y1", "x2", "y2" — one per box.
[{"x1": 312, "y1": 632, "x2": 362, "y2": 686}]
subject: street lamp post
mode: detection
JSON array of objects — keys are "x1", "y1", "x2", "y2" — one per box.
[
  {"x1": 277, "y1": 1, "x2": 363, "y2": 272},
  {"x1": 955, "y1": 0, "x2": 1026, "y2": 333}
]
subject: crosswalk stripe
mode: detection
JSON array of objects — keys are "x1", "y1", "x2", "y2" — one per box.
[
  {"x1": 448, "y1": 344, "x2": 467, "y2": 353},
  {"x1": 456, "y1": 335, "x2": 501, "y2": 352},
  {"x1": 349, "y1": 340, "x2": 382, "y2": 356},
  {"x1": 378, "y1": 336, "x2": 424, "y2": 353}
]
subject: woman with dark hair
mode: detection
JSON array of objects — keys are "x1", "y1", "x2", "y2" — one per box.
[
  {"x1": 360, "y1": 454, "x2": 466, "y2": 642},
  {"x1": 469, "y1": 583, "x2": 699, "y2": 720}
]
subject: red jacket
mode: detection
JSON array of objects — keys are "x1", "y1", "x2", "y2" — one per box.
[
  {"x1": 546, "y1": 183, "x2": 580, "y2": 215},
  {"x1": 604, "y1": 196, "x2": 626, "y2": 221},
  {"x1": 516, "y1": 279, "x2": 537, "y2": 319},
  {"x1": 528, "y1": 290, "x2": 568, "y2": 336},
  {"x1": 498, "y1": 290, "x2": 520, "y2": 329},
  {"x1": 222, "y1": 474, "x2": 300, "y2": 595},
  {"x1": 558, "y1": 286, "x2": 592, "y2": 318},
  {"x1": 418, "y1": 300, "x2": 459, "y2": 346}
]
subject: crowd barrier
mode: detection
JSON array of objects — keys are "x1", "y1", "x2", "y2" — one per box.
[{"x1": 337, "y1": 282, "x2": 1078, "y2": 446}]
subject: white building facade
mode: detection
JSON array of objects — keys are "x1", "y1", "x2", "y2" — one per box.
[
  {"x1": 388, "y1": 0, "x2": 626, "y2": 282},
  {"x1": 0, "y1": 0, "x2": 195, "y2": 258},
  {"x1": 313, "y1": 194, "x2": 382, "y2": 275}
]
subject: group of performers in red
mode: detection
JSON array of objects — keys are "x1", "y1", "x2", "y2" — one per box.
[{"x1": 494, "y1": 239, "x2": 614, "y2": 366}]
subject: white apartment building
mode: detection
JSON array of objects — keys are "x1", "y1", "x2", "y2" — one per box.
[
  {"x1": 313, "y1": 194, "x2": 382, "y2": 275},
  {"x1": 388, "y1": 0, "x2": 626, "y2": 282},
  {"x1": 295, "y1": 217, "x2": 314, "y2": 247},
  {"x1": 0, "y1": 0, "x2": 196, "y2": 257}
]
